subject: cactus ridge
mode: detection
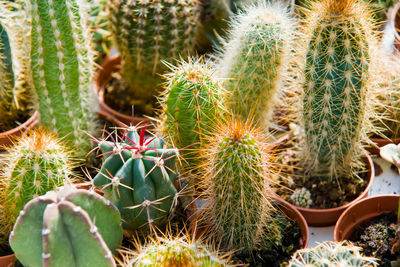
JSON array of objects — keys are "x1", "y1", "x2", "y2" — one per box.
[{"x1": 216, "y1": 1, "x2": 295, "y2": 128}]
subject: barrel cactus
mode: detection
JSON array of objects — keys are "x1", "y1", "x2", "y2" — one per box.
[
  {"x1": 27, "y1": 0, "x2": 96, "y2": 158},
  {"x1": 290, "y1": 187, "x2": 313, "y2": 208},
  {"x1": 198, "y1": 118, "x2": 278, "y2": 252},
  {"x1": 107, "y1": 0, "x2": 200, "y2": 109},
  {"x1": 216, "y1": 1, "x2": 295, "y2": 128},
  {"x1": 288, "y1": 241, "x2": 377, "y2": 266},
  {"x1": 9, "y1": 185, "x2": 123, "y2": 267},
  {"x1": 0, "y1": 128, "x2": 73, "y2": 245},
  {"x1": 93, "y1": 125, "x2": 178, "y2": 232},
  {"x1": 300, "y1": 0, "x2": 376, "y2": 180}
]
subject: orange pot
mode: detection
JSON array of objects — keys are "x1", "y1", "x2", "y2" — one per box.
[
  {"x1": 367, "y1": 137, "x2": 400, "y2": 155},
  {"x1": 0, "y1": 254, "x2": 16, "y2": 267}
]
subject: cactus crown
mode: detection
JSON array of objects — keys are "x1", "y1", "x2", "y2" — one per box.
[
  {"x1": 0, "y1": 128, "x2": 74, "y2": 245},
  {"x1": 288, "y1": 241, "x2": 377, "y2": 267}
]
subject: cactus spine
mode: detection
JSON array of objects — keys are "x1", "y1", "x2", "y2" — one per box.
[
  {"x1": 216, "y1": 1, "x2": 295, "y2": 127},
  {"x1": 28, "y1": 0, "x2": 96, "y2": 158},
  {"x1": 9, "y1": 186, "x2": 123, "y2": 267},
  {"x1": 198, "y1": 118, "x2": 277, "y2": 252},
  {"x1": 159, "y1": 59, "x2": 225, "y2": 168},
  {"x1": 107, "y1": 0, "x2": 200, "y2": 106},
  {"x1": 0, "y1": 128, "x2": 73, "y2": 244},
  {"x1": 93, "y1": 125, "x2": 178, "y2": 232},
  {"x1": 301, "y1": 0, "x2": 375, "y2": 180}
]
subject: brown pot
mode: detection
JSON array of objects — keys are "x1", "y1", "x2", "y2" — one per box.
[
  {"x1": 95, "y1": 54, "x2": 153, "y2": 127},
  {"x1": 334, "y1": 194, "x2": 399, "y2": 242},
  {"x1": 367, "y1": 137, "x2": 400, "y2": 155},
  {"x1": 0, "y1": 111, "x2": 39, "y2": 149},
  {"x1": 292, "y1": 155, "x2": 375, "y2": 227},
  {"x1": 0, "y1": 254, "x2": 16, "y2": 267}
]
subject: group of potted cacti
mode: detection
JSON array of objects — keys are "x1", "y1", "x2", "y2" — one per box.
[{"x1": 1, "y1": 0, "x2": 400, "y2": 266}]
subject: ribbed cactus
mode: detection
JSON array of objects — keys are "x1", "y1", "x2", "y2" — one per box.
[
  {"x1": 301, "y1": 0, "x2": 375, "y2": 180},
  {"x1": 288, "y1": 241, "x2": 377, "y2": 267},
  {"x1": 123, "y1": 234, "x2": 231, "y2": 266},
  {"x1": 9, "y1": 186, "x2": 123, "y2": 267},
  {"x1": 107, "y1": 0, "x2": 200, "y2": 108},
  {"x1": 159, "y1": 59, "x2": 225, "y2": 168},
  {"x1": 198, "y1": 118, "x2": 277, "y2": 252},
  {"x1": 93, "y1": 125, "x2": 178, "y2": 232},
  {"x1": 28, "y1": 0, "x2": 96, "y2": 158},
  {"x1": 216, "y1": 1, "x2": 295, "y2": 127},
  {"x1": 0, "y1": 128, "x2": 73, "y2": 245},
  {"x1": 290, "y1": 187, "x2": 313, "y2": 208}
]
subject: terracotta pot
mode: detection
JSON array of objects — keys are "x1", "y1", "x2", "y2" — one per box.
[
  {"x1": 0, "y1": 111, "x2": 39, "y2": 149},
  {"x1": 367, "y1": 137, "x2": 400, "y2": 155},
  {"x1": 292, "y1": 155, "x2": 375, "y2": 227},
  {"x1": 334, "y1": 194, "x2": 399, "y2": 242},
  {"x1": 94, "y1": 54, "x2": 152, "y2": 127},
  {"x1": 0, "y1": 254, "x2": 16, "y2": 267}
]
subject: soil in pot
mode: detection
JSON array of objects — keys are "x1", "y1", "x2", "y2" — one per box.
[
  {"x1": 0, "y1": 112, "x2": 31, "y2": 134},
  {"x1": 350, "y1": 211, "x2": 399, "y2": 267}
]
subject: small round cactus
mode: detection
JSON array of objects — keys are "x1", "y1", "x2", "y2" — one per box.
[
  {"x1": 0, "y1": 128, "x2": 74, "y2": 245},
  {"x1": 290, "y1": 187, "x2": 312, "y2": 208},
  {"x1": 288, "y1": 241, "x2": 377, "y2": 267}
]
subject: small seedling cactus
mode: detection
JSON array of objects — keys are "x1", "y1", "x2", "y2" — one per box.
[
  {"x1": 93, "y1": 125, "x2": 179, "y2": 232},
  {"x1": 0, "y1": 128, "x2": 73, "y2": 245},
  {"x1": 380, "y1": 143, "x2": 400, "y2": 174},
  {"x1": 288, "y1": 241, "x2": 377, "y2": 266},
  {"x1": 27, "y1": 0, "x2": 96, "y2": 158},
  {"x1": 107, "y1": 0, "x2": 200, "y2": 108},
  {"x1": 216, "y1": 1, "x2": 295, "y2": 128},
  {"x1": 10, "y1": 185, "x2": 122, "y2": 267},
  {"x1": 290, "y1": 187, "x2": 312, "y2": 208}
]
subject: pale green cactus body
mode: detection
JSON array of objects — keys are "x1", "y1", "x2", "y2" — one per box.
[
  {"x1": 290, "y1": 187, "x2": 312, "y2": 208},
  {"x1": 29, "y1": 0, "x2": 96, "y2": 157},
  {"x1": 217, "y1": 1, "x2": 294, "y2": 127}
]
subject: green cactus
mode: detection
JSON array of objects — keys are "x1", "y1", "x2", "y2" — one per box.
[
  {"x1": 28, "y1": 0, "x2": 96, "y2": 158},
  {"x1": 290, "y1": 187, "x2": 313, "y2": 208},
  {"x1": 197, "y1": 118, "x2": 278, "y2": 252},
  {"x1": 123, "y1": 234, "x2": 232, "y2": 266},
  {"x1": 0, "y1": 128, "x2": 74, "y2": 245},
  {"x1": 93, "y1": 125, "x2": 178, "y2": 232},
  {"x1": 216, "y1": 1, "x2": 295, "y2": 128},
  {"x1": 288, "y1": 241, "x2": 377, "y2": 266},
  {"x1": 107, "y1": 0, "x2": 200, "y2": 110},
  {"x1": 9, "y1": 185, "x2": 123, "y2": 267},
  {"x1": 301, "y1": 0, "x2": 375, "y2": 180},
  {"x1": 159, "y1": 59, "x2": 225, "y2": 168}
]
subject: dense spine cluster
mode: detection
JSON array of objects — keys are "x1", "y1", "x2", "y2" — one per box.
[
  {"x1": 29, "y1": 0, "x2": 96, "y2": 158},
  {"x1": 217, "y1": 1, "x2": 294, "y2": 127}
]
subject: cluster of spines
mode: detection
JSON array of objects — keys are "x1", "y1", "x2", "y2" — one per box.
[
  {"x1": 288, "y1": 241, "x2": 377, "y2": 267},
  {"x1": 29, "y1": 0, "x2": 96, "y2": 158},
  {"x1": 300, "y1": 0, "x2": 376, "y2": 180},
  {"x1": 216, "y1": 1, "x2": 295, "y2": 128},
  {"x1": 290, "y1": 187, "x2": 313, "y2": 208},
  {"x1": 197, "y1": 118, "x2": 277, "y2": 252}
]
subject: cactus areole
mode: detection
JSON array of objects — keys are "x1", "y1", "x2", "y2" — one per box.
[{"x1": 93, "y1": 125, "x2": 178, "y2": 232}]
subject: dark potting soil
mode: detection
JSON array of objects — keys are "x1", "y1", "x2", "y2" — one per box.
[
  {"x1": 351, "y1": 212, "x2": 399, "y2": 267},
  {"x1": 0, "y1": 112, "x2": 31, "y2": 133},
  {"x1": 232, "y1": 207, "x2": 301, "y2": 267},
  {"x1": 0, "y1": 244, "x2": 13, "y2": 257}
]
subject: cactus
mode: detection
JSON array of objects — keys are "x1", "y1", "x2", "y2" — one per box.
[
  {"x1": 288, "y1": 241, "x2": 377, "y2": 266},
  {"x1": 300, "y1": 0, "x2": 376, "y2": 180},
  {"x1": 93, "y1": 125, "x2": 178, "y2": 232},
  {"x1": 0, "y1": 128, "x2": 73, "y2": 245},
  {"x1": 122, "y1": 234, "x2": 232, "y2": 266},
  {"x1": 107, "y1": 0, "x2": 200, "y2": 109},
  {"x1": 9, "y1": 185, "x2": 123, "y2": 267},
  {"x1": 27, "y1": 0, "x2": 96, "y2": 158},
  {"x1": 158, "y1": 59, "x2": 225, "y2": 168},
  {"x1": 290, "y1": 187, "x2": 312, "y2": 208},
  {"x1": 216, "y1": 1, "x2": 295, "y2": 128},
  {"x1": 197, "y1": 118, "x2": 278, "y2": 252}
]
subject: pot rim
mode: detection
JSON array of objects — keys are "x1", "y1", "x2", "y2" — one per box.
[{"x1": 0, "y1": 110, "x2": 39, "y2": 138}]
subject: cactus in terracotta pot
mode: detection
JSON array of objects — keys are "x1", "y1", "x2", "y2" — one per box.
[
  {"x1": 9, "y1": 185, "x2": 123, "y2": 267},
  {"x1": 93, "y1": 125, "x2": 178, "y2": 232}
]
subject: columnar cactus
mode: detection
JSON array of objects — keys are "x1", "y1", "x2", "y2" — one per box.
[
  {"x1": 301, "y1": 0, "x2": 375, "y2": 180},
  {"x1": 198, "y1": 118, "x2": 277, "y2": 252},
  {"x1": 288, "y1": 241, "x2": 377, "y2": 267},
  {"x1": 28, "y1": 0, "x2": 96, "y2": 158},
  {"x1": 93, "y1": 125, "x2": 178, "y2": 232},
  {"x1": 216, "y1": 1, "x2": 295, "y2": 127},
  {"x1": 107, "y1": 0, "x2": 200, "y2": 106},
  {"x1": 9, "y1": 186, "x2": 123, "y2": 267},
  {"x1": 123, "y1": 234, "x2": 231, "y2": 266},
  {"x1": 0, "y1": 128, "x2": 73, "y2": 245},
  {"x1": 159, "y1": 59, "x2": 225, "y2": 168}
]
